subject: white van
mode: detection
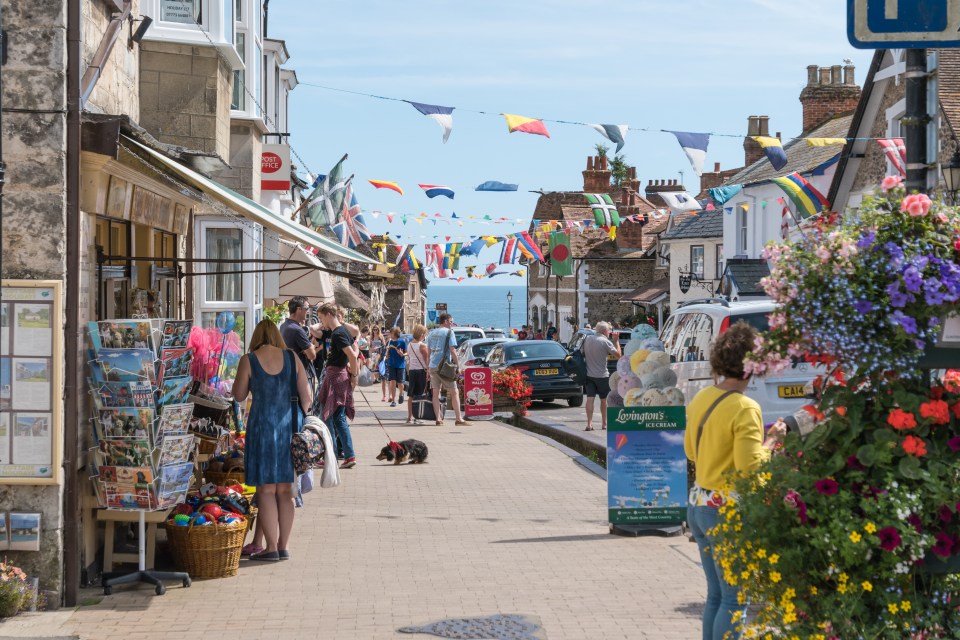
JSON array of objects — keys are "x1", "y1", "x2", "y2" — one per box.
[
  {"x1": 452, "y1": 327, "x2": 485, "y2": 345},
  {"x1": 658, "y1": 298, "x2": 822, "y2": 424}
]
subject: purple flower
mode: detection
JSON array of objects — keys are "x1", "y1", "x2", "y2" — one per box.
[
  {"x1": 887, "y1": 282, "x2": 912, "y2": 308},
  {"x1": 846, "y1": 454, "x2": 865, "y2": 470},
  {"x1": 948, "y1": 436, "x2": 960, "y2": 452},
  {"x1": 893, "y1": 311, "x2": 918, "y2": 335},
  {"x1": 814, "y1": 478, "x2": 839, "y2": 495},
  {"x1": 904, "y1": 266, "x2": 923, "y2": 293},
  {"x1": 853, "y1": 299, "x2": 874, "y2": 314},
  {"x1": 885, "y1": 242, "x2": 904, "y2": 266},
  {"x1": 878, "y1": 527, "x2": 902, "y2": 551},
  {"x1": 932, "y1": 532, "x2": 955, "y2": 558},
  {"x1": 907, "y1": 513, "x2": 923, "y2": 533},
  {"x1": 857, "y1": 231, "x2": 876, "y2": 249},
  {"x1": 940, "y1": 505, "x2": 955, "y2": 524}
]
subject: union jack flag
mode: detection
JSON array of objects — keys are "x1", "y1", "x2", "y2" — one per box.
[{"x1": 330, "y1": 183, "x2": 370, "y2": 249}]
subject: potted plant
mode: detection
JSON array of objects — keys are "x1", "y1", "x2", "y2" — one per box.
[
  {"x1": 712, "y1": 177, "x2": 960, "y2": 638},
  {"x1": 0, "y1": 561, "x2": 30, "y2": 618},
  {"x1": 491, "y1": 368, "x2": 533, "y2": 416}
]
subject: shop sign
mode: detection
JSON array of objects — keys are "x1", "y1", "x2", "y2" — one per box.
[
  {"x1": 606, "y1": 406, "x2": 686, "y2": 525},
  {"x1": 679, "y1": 274, "x2": 692, "y2": 294},
  {"x1": 261, "y1": 144, "x2": 290, "y2": 191},
  {"x1": 435, "y1": 303, "x2": 447, "y2": 311},
  {"x1": 463, "y1": 367, "x2": 492, "y2": 418}
]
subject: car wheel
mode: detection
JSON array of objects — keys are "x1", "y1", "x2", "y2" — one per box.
[{"x1": 567, "y1": 395, "x2": 583, "y2": 408}]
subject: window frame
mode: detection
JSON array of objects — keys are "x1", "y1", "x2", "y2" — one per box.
[
  {"x1": 715, "y1": 244, "x2": 724, "y2": 280},
  {"x1": 690, "y1": 245, "x2": 705, "y2": 279},
  {"x1": 142, "y1": 0, "x2": 242, "y2": 68}
]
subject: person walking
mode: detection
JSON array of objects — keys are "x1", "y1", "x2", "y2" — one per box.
[
  {"x1": 405, "y1": 324, "x2": 430, "y2": 424},
  {"x1": 385, "y1": 327, "x2": 408, "y2": 407},
  {"x1": 315, "y1": 303, "x2": 360, "y2": 469},
  {"x1": 426, "y1": 313, "x2": 467, "y2": 426},
  {"x1": 684, "y1": 322, "x2": 786, "y2": 640},
  {"x1": 231, "y1": 320, "x2": 312, "y2": 561},
  {"x1": 280, "y1": 296, "x2": 318, "y2": 414},
  {"x1": 516, "y1": 325, "x2": 528, "y2": 341},
  {"x1": 581, "y1": 321, "x2": 622, "y2": 431}
]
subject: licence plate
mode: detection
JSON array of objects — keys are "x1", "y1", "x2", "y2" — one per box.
[
  {"x1": 535, "y1": 368, "x2": 559, "y2": 376},
  {"x1": 778, "y1": 384, "x2": 807, "y2": 398}
]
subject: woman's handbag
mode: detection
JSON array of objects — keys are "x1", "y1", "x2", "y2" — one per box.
[{"x1": 436, "y1": 328, "x2": 458, "y2": 381}]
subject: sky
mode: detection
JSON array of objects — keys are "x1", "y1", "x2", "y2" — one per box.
[{"x1": 268, "y1": 0, "x2": 875, "y2": 286}]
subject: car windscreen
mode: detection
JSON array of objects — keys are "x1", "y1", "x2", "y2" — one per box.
[
  {"x1": 472, "y1": 342, "x2": 500, "y2": 358},
  {"x1": 504, "y1": 342, "x2": 567, "y2": 360},
  {"x1": 732, "y1": 312, "x2": 771, "y2": 334}
]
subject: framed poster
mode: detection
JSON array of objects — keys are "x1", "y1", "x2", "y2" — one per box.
[{"x1": 0, "y1": 280, "x2": 63, "y2": 483}]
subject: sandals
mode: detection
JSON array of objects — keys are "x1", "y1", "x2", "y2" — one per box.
[
  {"x1": 455, "y1": 420, "x2": 469, "y2": 426},
  {"x1": 585, "y1": 427, "x2": 595, "y2": 432},
  {"x1": 241, "y1": 543, "x2": 264, "y2": 556},
  {"x1": 435, "y1": 420, "x2": 444, "y2": 426}
]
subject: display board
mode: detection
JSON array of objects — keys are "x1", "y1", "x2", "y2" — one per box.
[
  {"x1": 463, "y1": 367, "x2": 493, "y2": 418},
  {"x1": 0, "y1": 280, "x2": 63, "y2": 483}
]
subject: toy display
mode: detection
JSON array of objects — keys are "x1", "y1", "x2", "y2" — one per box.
[{"x1": 606, "y1": 324, "x2": 685, "y2": 408}]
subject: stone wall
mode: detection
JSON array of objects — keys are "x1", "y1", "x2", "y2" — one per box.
[
  {"x1": 210, "y1": 123, "x2": 262, "y2": 200},
  {"x1": 1, "y1": 0, "x2": 68, "y2": 597},
  {"x1": 583, "y1": 292, "x2": 637, "y2": 326},
  {"x1": 139, "y1": 40, "x2": 231, "y2": 160},
  {"x1": 83, "y1": 0, "x2": 140, "y2": 118},
  {"x1": 584, "y1": 257, "x2": 655, "y2": 291}
]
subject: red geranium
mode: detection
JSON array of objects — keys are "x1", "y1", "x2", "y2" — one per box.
[
  {"x1": 902, "y1": 435, "x2": 927, "y2": 457},
  {"x1": 920, "y1": 399, "x2": 951, "y2": 425},
  {"x1": 887, "y1": 408, "x2": 917, "y2": 431}
]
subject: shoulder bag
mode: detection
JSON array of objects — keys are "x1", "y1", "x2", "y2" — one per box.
[
  {"x1": 436, "y1": 328, "x2": 458, "y2": 381},
  {"x1": 694, "y1": 389, "x2": 740, "y2": 460}
]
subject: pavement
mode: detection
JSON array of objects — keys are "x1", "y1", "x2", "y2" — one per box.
[{"x1": 0, "y1": 390, "x2": 705, "y2": 640}]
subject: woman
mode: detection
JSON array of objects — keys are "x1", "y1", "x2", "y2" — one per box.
[
  {"x1": 683, "y1": 322, "x2": 785, "y2": 640},
  {"x1": 231, "y1": 320, "x2": 312, "y2": 561},
  {"x1": 405, "y1": 324, "x2": 430, "y2": 424},
  {"x1": 385, "y1": 327, "x2": 407, "y2": 407},
  {"x1": 358, "y1": 326, "x2": 371, "y2": 362}
]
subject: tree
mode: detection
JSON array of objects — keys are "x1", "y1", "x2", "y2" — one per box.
[{"x1": 611, "y1": 154, "x2": 630, "y2": 188}]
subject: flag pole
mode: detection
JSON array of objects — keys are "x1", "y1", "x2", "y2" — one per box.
[{"x1": 289, "y1": 153, "x2": 349, "y2": 221}]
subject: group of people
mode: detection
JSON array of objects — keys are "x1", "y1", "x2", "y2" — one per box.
[{"x1": 515, "y1": 322, "x2": 559, "y2": 341}]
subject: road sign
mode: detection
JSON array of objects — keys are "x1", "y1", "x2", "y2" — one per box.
[
  {"x1": 848, "y1": 0, "x2": 960, "y2": 48},
  {"x1": 435, "y1": 303, "x2": 447, "y2": 311}
]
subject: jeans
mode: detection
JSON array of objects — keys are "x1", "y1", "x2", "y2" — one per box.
[
  {"x1": 688, "y1": 504, "x2": 747, "y2": 640},
  {"x1": 326, "y1": 406, "x2": 355, "y2": 460}
]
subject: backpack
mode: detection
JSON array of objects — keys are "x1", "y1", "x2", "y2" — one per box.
[{"x1": 291, "y1": 423, "x2": 325, "y2": 475}]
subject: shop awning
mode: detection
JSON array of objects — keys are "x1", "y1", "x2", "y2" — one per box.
[
  {"x1": 126, "y1": 138, "x2": 377, "y2": 265},
  {"x1": 621, "y1": 279, "x2": 669, "y2": 305},
  {"x1": 277, "y1": 239, "x2": 335, "y2": 303}
]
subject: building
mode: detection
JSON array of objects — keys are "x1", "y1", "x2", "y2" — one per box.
[{"x1": 659, "y1": 209, "x2": 725, "y2": 306}]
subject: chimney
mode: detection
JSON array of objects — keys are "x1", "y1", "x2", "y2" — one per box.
[
  {"x1": 743, "y1": 115, "x2": 769, "y2": 167},
  {"x1": 644, "y1": 177, "x2": 686, "y2": 208},
  {"x1": 799, "y1": 63, "x2": 862, "y2": 132},
  {"x1": 582, "y1": 154, "x2": 611, "y2": 193}
]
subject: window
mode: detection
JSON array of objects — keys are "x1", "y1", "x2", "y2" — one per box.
[
  {"x1": 690, "y1": 245, "x2": 705, "y2": 279},
  {"x1": 231, "y1": 32, "x2": 245, "y2": 110},
  {"x1": 96, "y1": 218, "x2": 130, "y2": 267},
  {"x1": 737, "y1": 206, "x2": 748, "y2": 255},
  {"x1": 147, "y1": 0, "x2": 239, "y2": 65},
  {"x1": 154, "y1": 231, "x2": 176, "y2": 268},
  {"x1": 159, "y1": 0, "x2": 201, "y2": 24},
  {"x1": 205, "y1": 228, "x2": 243, "y2": 302},
  {"x1": 715, "y1": 244, "x2": 724, "y2": 279}
]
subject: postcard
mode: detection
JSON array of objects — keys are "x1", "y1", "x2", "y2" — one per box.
[
  {"x1": 158, "y1": 403, "x2": 193, "y2": 436},
  {"x1": 160, "y1": 320, "x2": 193, "y2": 349},
  {"x1": 13, "y1": 304, "x2": 52, "y2": 357},
  {"x1": 159, "y1": 347, "x2": 192, "y2": 382},
  {"x1": 94, "y1": 320, "x2": 155, "y2": 351},
  {"x1": 8, "y1": 512, "x2": 40, "y2": 551},
  {"x1": 98, "y1": 349, "x2": 157, "y2": 383},
  {"x1": 103, "y1": 484, "x2": 157, "y2": 510},
  {"x1": 157, "y1": 462, "x2": 194, "y2": 507},
  {"x1": 156, "y1": 434, "x2": 194, "y2": 467},
  {"x1": 156, "y1": 376, "x2": 191, "y2": 408},
  {"x1": 96, "y1": 407, "x2": 155, "y2": 440},
  {"x1": 96, "y1": 438, "x2": 152, "y2": 468},
  {"x1": 98, "y1": 466, "x2": 154, "y2": 484},
  {"x1": 12, "y1": 413, "x2": 51, "y2": 465},
  {"x1": 11, "y1": 357, "x2": 51, "y2": 411},
  {"x1": 94, "y1": 381, "x2": 155, "y2": 409}
]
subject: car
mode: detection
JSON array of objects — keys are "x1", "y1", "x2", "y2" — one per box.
[
  {"x1": 452, "y1": 327, "x2": 485, "y2": 344},
  {"x1": 455, "y1": 338, "x2": 512, "y2": 372},
  {"x1": 567, "y1": 329, "x2": 631, "y2": 375},
  {"x1": 482, "y1": 328, "x2": 508, "y2": 340},
  {"x1": 477, "y1": 339, "x2": 583, "y2": 407},
  {"x1": 657, "y1": 298, "x2": 823, "y2": 423}
]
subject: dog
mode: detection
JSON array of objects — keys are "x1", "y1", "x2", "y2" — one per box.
[{"x1": 376, "y1": 439, "x2": 429, "y2": 465}]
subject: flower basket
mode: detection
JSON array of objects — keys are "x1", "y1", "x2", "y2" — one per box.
[
  {"x1": 165, "y1": 514, "x2": 246, "y2": 578},
  {"x1": 490, "y1": 368, "x2": 533, "y2": 417}
]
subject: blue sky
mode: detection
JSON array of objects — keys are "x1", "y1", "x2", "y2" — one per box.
[{"x1": 269, "y1": 0, "x2": 874, "y2": 285}]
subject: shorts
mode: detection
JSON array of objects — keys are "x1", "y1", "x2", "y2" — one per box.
[
  {"x1": 407, "y1": 369, "x2": 428, "y2": 397},
  {"x1": 387, "y1": 366, "x2": 406, "y2": 384},
  {"x1": 429, "y1": 368, "x2": 458, "y2": 392},
  {"x1": 584, "y1": 376, "x2": 611, "y2": 399}
]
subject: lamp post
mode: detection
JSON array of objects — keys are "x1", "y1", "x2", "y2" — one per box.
[
  {"x1": 942, "y1": 147, "x2": 960, "y2": 205},
  {"x1": 507, "y1": 290, "x2": 513, "y2": 329}
]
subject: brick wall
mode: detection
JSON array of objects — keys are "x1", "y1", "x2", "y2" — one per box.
[{"x1": 139, "y1": 41, "x2": 232, "y2": 160}]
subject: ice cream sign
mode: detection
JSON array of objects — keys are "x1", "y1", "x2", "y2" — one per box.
[
  {"x1": 261, "y1": 144, "x2": 290, "y2": 191},
  {"x1": 463, "y1": 367, "x2": 492, "y2": 418}
]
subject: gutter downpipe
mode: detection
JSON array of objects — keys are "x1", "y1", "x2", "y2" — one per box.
[{"x1": 64, "y1": 0, "x2": 82, "y2": 608}]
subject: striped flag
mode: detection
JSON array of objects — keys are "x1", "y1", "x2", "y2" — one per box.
[
  {"x1": 877, "y1": 138, "x2": 906, "y2": 177},
  {"x1": 781, "y1": 206, "x2": 790, "y2": 240},
  {"x1": 772, "y1": 172, "x2": 830, "y2": 219},
  {"x1": 589, "y1": 124, "x2": 628, "y2": 152},
  {"x1": 514, "y1": 232, "x2": 544, "y2": 262},
  {"x1": 499, "y1": 237, "x2": 518, "y2": 264},
  {"x1": 330, "y1": 182, "x2": 371, "y2": 249},
  {"x1": 406, "y1": 101, "x2": 454, "y2": 143},
  {"x1": 418, "y1": 184, "x2": 455, "y2": 199},
  {"x1": 503, "y1": 113, "x2": 550, "y2": 138},
  {"x1": 752, "y1": 136, "x2": 787, "y2": 171},
  {"x1": 668, "y1": 131, "x2": 710, "y2": 177}
]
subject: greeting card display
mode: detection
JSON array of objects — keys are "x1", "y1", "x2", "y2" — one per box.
[
  {"x1": 93, "y1": 381, "x2": 155, "y2": 409},
  {"x1": 89, "y1": 321, "x2": 156, "y2": 352},
  {"x1": 95, "y1": 408, "x2": 155, "y2": 441},
  {"x1": 157, "y1": 403, "x2": 193, "y2": 436},
  {"x1": 97, "y1": 349, "x2": 157, "y2": 384},
  {"x1": 159, "y1": 320, "x2": 192, "y2": 349},
  {"x1": 159, "y1": 347, "x2": 192, "y2": 382}
]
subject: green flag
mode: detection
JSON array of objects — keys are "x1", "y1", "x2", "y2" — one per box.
[
  {"x1": 548, "y1": 231, "x2": 572, "y2": 277},
  {"x1": 585, "y1": 193, "x2": 620, "y2": 228},
  {"x1": 305, "y1": 155, "x2": 348, "y2": 228}
]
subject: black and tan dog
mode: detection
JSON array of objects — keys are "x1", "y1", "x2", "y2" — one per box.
[{"x1": 376, "y1": 439, "x2": 429, "y2": 464}]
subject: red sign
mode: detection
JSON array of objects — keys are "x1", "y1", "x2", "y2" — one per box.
[
  {"x1": 260, "y1": 144, "x2": 290, "y2": 191},
  {"x1": 463, "y1": 367, "x2": 493, "y2": 418}
]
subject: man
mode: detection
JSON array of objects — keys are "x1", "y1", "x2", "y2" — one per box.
[
  {"x1": 582, "y1": 321, "x2": 622, "y2": 431},
  {"x1": 545, "y1": 322, "x2": 557, "y2": 342},
  {"x1": 280, "y1": 296, "x2": 319, "y2": 414},
  {"x1": 315, "y1": 303, "x2": 359, "y2": 469},
  {"x1": 426, "y1": 313, "x2": 468, "y2": 426},
  {"x1": 516, "y1": 325, "x2": 529, "y2": 341}
]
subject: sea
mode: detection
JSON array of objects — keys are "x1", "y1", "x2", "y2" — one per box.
[{"x1": 427, "y1": 284, "x2": 527, "y2": 330}]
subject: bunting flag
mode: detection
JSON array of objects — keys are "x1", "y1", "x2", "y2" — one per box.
[
  {"x1": 707, "y1": 184, "x2": 743, "y2": 206},
  {"x1": 418, "y1": 184, "x2": 455, "y2": 199},
  {"x1": 399, "y1": 245, "x2": 419, "y2": 272},
  {"x1": 811, "y1": 153, "x2": 841, "y2": 176},
  {"x1": 406, "y1": 101, "x2": 455, "y2": 143},
  {"x1": 805, "y1": 138, "x2": 847, "y2": 147},
  {"x1": 499, "y1": 237, "x2": 518, "y2": 264},
  {"x1": 442, "y1": 243, "x2": 463, "y2": 271},
  {"x1": 503, "y1": 113, "x2": 550, "y2": 138},
  {"x1": 584, "y1": 193, "x2": 620, "y2": 227},
  {"x1": 431, "y1": 244, "x2": 447, "y2": 277},
  {"x1": 781, "y1": 206, "x2": 790, "y2": 240},
  {"x1": 589, "y1": 124, "x2": 628, "y2": 152},
  {"x1": 460, "y1": 237, "x2": 486, "y2": 256},
  {"x1": 752, "y1": 136, "x2": 788, "y2": 171},
  {"x1": 483, "y1": 235, "x2": 500, "y2": 247},
  {"x1": 368, "y1": 179, "x2": 404, "y2": 195},
  {"x1": 772, "y1": 172, "x2": 830, "y2": 219},
  {"x1": 476, "y1": 181, "x2": 519, "y2": 192},
  {"x1": 304, "y1": 155, "x2": 349, "y2": 227},
  {"x1": 877, "y1": 138, "x2": 907, "y2": 177},
  {"x1": 510, "y1": 270, "x2": 525, "y2": 278},
  {"x1": 515, "y1": 231, "x2": 544, "y2": 261},
  {"x1": 330, "y1": 183, "x2": 371, "y2": 249},
  {"x1": 548, "y1": 231, "x2": 572, "y2": 277},
  {"x1": 668, "y1": 131, "x2": 710, "y2": 177},
  {"x1": 465, "y1": 265, "x2": 475, "y2": 278},
  {"x1": 658, "y1": 190, "x2": 702, "y2": 213},
  {"x1": 485, "y1": 263, "x2": 497, "y2": 275}
]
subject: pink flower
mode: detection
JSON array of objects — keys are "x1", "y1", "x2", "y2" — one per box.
[
  {"x1": 877, "y1": 527, "x2": 902, "y2": 551},
  {"x1": 815, "y1": 478, "x2": 839, "y2": 495},
  {"x1": 881, "y1": 175, "x2": 903, "y2": 191},
  {"x1": 900, "y1": 193, "x2": 932, "y2": 217},
  {"x1": 948, "y1": 436, "x2": 960, "y2": 452},
  {"x1": 935, "y1": 211, "x2": 949, "y2": 224},
  {"x1": 815, "y1": 245, "x2": 832, "y2": 262},
  {"x1": 783, "y1": 490, "x2": 808, "y2": 524},
  {"x1": 932, "y1": 532, "x2": 955, "y2": 558}
]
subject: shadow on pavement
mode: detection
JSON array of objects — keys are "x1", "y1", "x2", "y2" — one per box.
[{"x1": 491, "y1": 533, "x2": 614, "y2": 544}]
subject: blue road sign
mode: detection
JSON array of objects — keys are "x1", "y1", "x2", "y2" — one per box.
[{"x1": 849, "y1": 0, "x2": 960, "y2": 48}]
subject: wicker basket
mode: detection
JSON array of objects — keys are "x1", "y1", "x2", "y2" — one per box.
[
  {"x1": 165, "y1": 514, "x2": 246, "y2": 578},
  {"x1": 203, "y1": 469, "x2": 246, "y2": 487}
]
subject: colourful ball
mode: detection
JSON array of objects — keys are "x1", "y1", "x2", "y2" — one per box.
[
  {"x1": 173, "y1": 514, "x2": 191, "y2": 524},
  {"x1": 194, "y1": 514, "x2": 209, "y2": 525},
  {"x1": 200, "y1": 504, "x2": 223, "y2": 519}
]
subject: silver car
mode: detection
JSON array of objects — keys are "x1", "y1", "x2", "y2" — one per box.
[{"x1": 455, "y1": 338, "x2": 511, "y2": 372}]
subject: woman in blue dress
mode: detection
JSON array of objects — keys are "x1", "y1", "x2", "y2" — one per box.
[{"x1": 232, "y1": 320, "x2": 312, "y2": 561}]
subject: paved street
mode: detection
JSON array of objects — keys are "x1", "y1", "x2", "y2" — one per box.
[{"x1": 1, "y1": 391, "x2": 704, "y2": 639}]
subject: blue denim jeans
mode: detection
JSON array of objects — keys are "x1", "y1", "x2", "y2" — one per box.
[
  {"x1": 688, "y1": 504, "x2": 747, "y2": 640},
  {"x1": 326, "y1": 406, "x2": 355, "y2": 460}
]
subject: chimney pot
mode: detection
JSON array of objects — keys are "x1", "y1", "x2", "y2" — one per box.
[
  {"x1": 647, "y1": 179, "x2": 652, "y2": 186},
  {"x1": 629, "y1": 194, "x2": 635, "y2": 206},
  {"x1": 601, "y1": 156, "x2": 608, "y2": 171},
  {"x1": 775, "y1": 131, "x2": 781, "y2": 139},
  {"x1": 747, "y1": 115, "x2": 759, "y2": 136},
  {"x1": 819, "y1": 67, "x2": 830, "y2": 84},
  {"x1": 806, "y1": 64, "x2": 818, "y2": 85},
  {"x1": 843, "y1": 64, "x2": 855, "y2": 85},
  {"x1": 830, "y1": 64, "x2": 842, "y2": 85},
  {"x1": 587, "y1": 157, "x2": 594, "y2": 171},
  {"x1": 714, "y1": 162, "x2": 720, "y2": 172},
  {"x1": 758, "y1": 116, "x2": 770, "y2": 136}
]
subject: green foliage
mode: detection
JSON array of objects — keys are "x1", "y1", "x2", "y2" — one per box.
[
  {"x1": 263, "y1": 303, "x2": 287, "y2": 326},
  {"x1": 594, "y1": 143, "x2": 609, "y2": 159},
  {"x1": 610, "y1": 154, "x2": 629, "y2": 188}
]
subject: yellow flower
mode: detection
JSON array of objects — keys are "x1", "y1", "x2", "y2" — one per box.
[
  {"x1": 861, "y1": 581, "x2": 873, "y2": 592},
  {"x1": 783, "y1": 611, "x2": 797, "y2": 624},
  {"x1": 783, "y1": 587, "x2": 796, "y2": 599},
  {"x1": 756, "y1": 548, "x2": 767, "y2": 559},
  {"x1": 770, "y1": 571, "x2": 782, "y2": 583},
  {"x1": 864, "y1": 522, "x2": 877, "y2": 534},
  {"x1": 888, "y1": 603, "x2": 899, "y2": 614},
  {"x1": 768, "y1": 554, "x2": 780, "y2": 564},
  {"x1": 809, "y1": 586, "x2": 818, "y2": 596},
  {"x1": 838, "y1": 583, "x2": 848, "y2": 594},
  {"x1": 849, "y1": 531, "x2": 862, "y2": 543},
  {"x1": 901, "y1": 600, "x2": 911, "y2": 612},
  {"x1": 838, "y1": 572, "x2": 849, "y2": 583}
]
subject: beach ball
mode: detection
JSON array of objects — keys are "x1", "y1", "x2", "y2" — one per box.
[
  {"x1": 629, "y1": 350, "x2": 651, "y2": 375},
  {"x1": 663, "y1": 387, "x2": 685, "y2": 406},
  {"x1": 617, "y1": 373, "x2": 641, "y2": 398},
  {"x1": 616, "y1": 357, "x2": 633, "y2": 377},
  {"x1": 630, "y1": 324, "x2": 658, "y2": 341},
  {"x1": 200, "y1": 504, "x2": 223, "y2": 519},
  {"x1": 194, "y1": 514, "x2": 209, "y2": 525},
  {"x1": 215, "y1": 311, "x2": 236, "y2": 334},
  {"x1": 623, "y1": 339, "x2": 646, "y2": 357},
  {"x1": 607, "y1": 390, "x2": 624, "y2": 407},
  {"x1": 623, "y1": 388, "x2": 646, "y2": 407}
]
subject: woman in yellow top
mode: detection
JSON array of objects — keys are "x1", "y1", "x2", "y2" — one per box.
[{"x1": 684, "y1": 322, "x2": 785, "y2": 640}]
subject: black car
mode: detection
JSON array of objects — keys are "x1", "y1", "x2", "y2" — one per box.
[{"x1": 478, "y1": 340, "x2": 583, "y2": 407}]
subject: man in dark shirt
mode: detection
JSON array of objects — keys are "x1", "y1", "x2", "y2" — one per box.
[
  {"x1": 545, "y1": 322, "x2": 558, "y2": 342},
  {"x1": 315, "y1": 303, "x2": 359, "y2": 468},
  {"x1": 280, "y1": 296, "x2": 318, "y2": 413}
]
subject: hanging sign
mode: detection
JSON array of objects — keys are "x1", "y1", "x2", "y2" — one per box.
[
  {"x1": 678, "y1": 274, "x2": 692, "y2": 294},
  {"x1": 463, "y1": 367, "x2": 493, "y2": 419},
  {"x1": 607, "y1": 406, "x2": 686, "y2": 526},
  {"x1": 261, "y1": 144, "x2": 291, "y2": 191},
  {"x1": 435, "y1": 303, "x2": 447, "y2": 311}
]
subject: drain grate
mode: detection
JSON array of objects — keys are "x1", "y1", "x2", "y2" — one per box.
[{"x1": 399, "y1": 614, "x2": 545, "y2": 639}]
